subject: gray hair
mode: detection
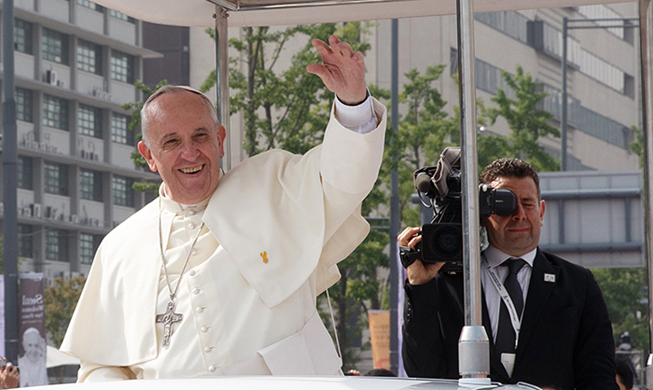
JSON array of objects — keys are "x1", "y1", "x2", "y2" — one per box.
[{"x1": 140, "y1": 85, "x2": 219, "y2": 146}]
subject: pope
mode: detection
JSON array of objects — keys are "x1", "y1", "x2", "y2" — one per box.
[{"x1": 60, "y1": 35, "x2": 387, "y2": 381}]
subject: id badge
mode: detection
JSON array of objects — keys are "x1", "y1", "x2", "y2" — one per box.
[{"x1": 501, "y1": 353, "x2": 516, "y2": 377}]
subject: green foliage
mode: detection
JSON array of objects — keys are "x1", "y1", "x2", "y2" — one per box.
[
  {"x1": 629, "y1": 125, "x2": 643, "y2": 169},
  {"x1": 592, "y1": 267, "x2": 649, "y2": 350},
  {"x1": 203, "y1": 23, "x2": 373, "y2": 157},
  {"x1": 385, "y1": 65, "x2": 457, "y2": 228},
  {"x1": 44, "y1": 276, "x2": 86, "y2": 347},
  {"x1": 481, "y1": 65, "x2": 560, "y2": 172}
]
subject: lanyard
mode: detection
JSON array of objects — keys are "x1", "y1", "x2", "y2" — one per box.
[{"x1": 484, "y1": 259, "x2": 522, "y2": 350}]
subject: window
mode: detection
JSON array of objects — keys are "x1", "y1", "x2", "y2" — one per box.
[
  {"x1": 77, "y1": 40, "x2": 102, "y2": 74},
  {"x1": 111, "y1": 113, "x2": 134, "y2": 145},
  {"x1": 18, "y1": 156, "x2": 33, "y2": 190},
  {"x1": 46, "y1": 229, "x2": 69, "y2": 262},
  {"x1": 42, "y1": 95, "x2": 69, "y2": 130},
  {"x1": 80, "y1": 169, "x2": 103, "y2": 201},
  {"x1": 42, "y1": 28, "x2": 68, "y2": 64},
  {"x1": 44, "y1": 161, "x2": 68, "y2": 195},
  {"x1": 112, "y1": 175, "x2": 134, "y2": 207},
  {"x1": 110, "y1": 50, "x2": 134, "y2": 83},
  {"x1": 78, "y1": 104, "x2": 102, "y2": 138},
  {"x1": 79, "y1": 233, "x2": 99, "y2": 264},
  {"x1": 16, "y1": 87, "x2": 33, "y2": 123},
  {"x1": 109, "y1": 10, "x2": 135, "y2": 23},
  {"x1": 18, "y1": 224, "x2": 33, "y2": 258},
  {"x1": 14, "y1": 19, "x2": 32, "y2": 54},
  {"x1": 77, "y1": 0, "x2": 103, "y2": 11}
]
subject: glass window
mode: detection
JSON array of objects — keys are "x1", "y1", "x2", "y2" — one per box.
[
  {"x1": 80, "y1": 169, "x2": 103, "y2": 201},
  {"x1": 78, "y1": 104, "x2": 102, "y2": 138},
  {"x1": 18, "y1": 224, "x2": 33, "y2": 258},
  {"x1": 42, "y1": 95, "x2": 69, "y2": 130},
  {"x1": 77, "y1": 0, "x2": 103, "y2": 11},
  {"x1": 110, "y1": 50, "x2": 134, "y2": 83},
  {"x1": 79, "y1": 233, "x2": 98, "y2": 264},
  {"x1": 46, "y1": 229, "x2": 69, "y2": 262},
  {"x1": 111, "y1": 113, "x2": 134, "y2": 145},
  {"x1": 16, "y1": 87, "x2": 33, "y2": 123},
  {"x1": 44, "y1": 161, "x2": 68, "y2": 195},
  {"x1": 112, "y1": 175, "x2": 134, "y2": 207},
  {"x1": 42, "y1": 27, "x2": 68, "y2": 64},
  {"x1": 77, "y1": 39, "x2": 102, "y2": 74},
  {"x1": 14, "y1": 19, "x2": 32, "y2": 54},
  {"x1": 18, "y1": 156, "x2": 33, "y2": 190},
  {"x1": 109, "y1": 10, "x2": 135, "y2": 23}
]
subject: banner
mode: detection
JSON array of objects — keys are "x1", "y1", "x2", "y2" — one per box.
[
  {"x1": 368, "y1": 309, "x2": 390, "y2": 370},
  {"x1": 19, "y1": 273, "x2": 47, "y2": 387}
]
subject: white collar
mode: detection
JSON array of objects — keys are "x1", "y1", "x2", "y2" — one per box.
[
  {"x1": 483, "y1": 245, "x2": 537, "y2": 269},
  {"x1": 158, "y1": 183, "x2": 212, "y2": 215}
]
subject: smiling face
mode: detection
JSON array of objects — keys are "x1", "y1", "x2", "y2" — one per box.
[
  {"x1": 22, "y1": 331, "x2": 42, "y2": 362},
  {"x1": 481, "y1": 175, "x2": 546, "y2": 257},
  {"x1": 138, "y1": 90, "x2": 226, "y2": 204}
]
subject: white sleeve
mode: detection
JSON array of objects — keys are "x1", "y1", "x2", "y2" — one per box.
[
  {"x1": 333, "y1": 92, "x2": 378, "y2": 134},
  {"x1": 77, "y1": 360, "x2": 136, "y2": 382}
]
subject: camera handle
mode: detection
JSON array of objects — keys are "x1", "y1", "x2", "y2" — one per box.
[{"x1": 399, "y1": 246, "x2": 422, "y2": 268}]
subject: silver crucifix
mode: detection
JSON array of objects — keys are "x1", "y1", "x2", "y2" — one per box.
[{"x1": 156, "y1": 300, "x2": 183, "y2": 348}]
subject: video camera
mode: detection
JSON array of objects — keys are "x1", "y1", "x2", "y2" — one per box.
[{"x1": 400, "y1": 147, "x2": 517, "y2": 269}]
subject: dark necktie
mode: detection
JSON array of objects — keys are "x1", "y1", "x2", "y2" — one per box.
[{"x1": 495, "y1": 258, "x2": 526, "y2": 357}]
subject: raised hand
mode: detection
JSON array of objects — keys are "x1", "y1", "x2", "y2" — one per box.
[
  {"x1": 0, "y1": 359, "x2": 19, "y2": 389},
  {"x1": 306, "y1": 35, "x2": 367, "y2": 105}
]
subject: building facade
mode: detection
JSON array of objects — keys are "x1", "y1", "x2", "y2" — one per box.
[{"x1": 0, "y1": 0, "x2": 160, "y2": 284}]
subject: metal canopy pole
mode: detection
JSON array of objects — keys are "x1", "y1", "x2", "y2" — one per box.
[
  {"x1": 215, "y1": 6, "x2": 231, "y2": 171},
  {"x1": 2, "y1": 0, "x2": 20, "y2": 364},
  {"x1": 638, "y1": 0, "x2": 653, "y2": 384},
  {"x1": 456, "y1": 0, "x2": 489, "y2": 380}
]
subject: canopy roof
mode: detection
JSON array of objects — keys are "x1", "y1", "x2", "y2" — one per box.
[{"x1": 93, "y1": 0, "x2": 632, "y2": 27}]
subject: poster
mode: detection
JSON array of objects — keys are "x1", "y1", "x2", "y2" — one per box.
[
  {"x1": 368, "y1": 309, "x2": 390, "y2": 370},
  {"x1": 18, "y1": 273, "x2": 47, "y2": 387}
]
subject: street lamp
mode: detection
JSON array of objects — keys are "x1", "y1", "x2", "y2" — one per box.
[{"x1": 560, "y1": 17, "x2": 639, "y2": 171}]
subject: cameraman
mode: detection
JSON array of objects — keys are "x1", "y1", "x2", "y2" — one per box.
[{"x1": 400, "y1": 158, "x2": 618, "y2": 390}]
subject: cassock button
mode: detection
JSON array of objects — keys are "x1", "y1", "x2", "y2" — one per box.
[
  {"x1": 208, "y1": 365, "x2": 216, "y2": 372},
  {"x1": 189, "y1": 269, "x2": 198, "y2": 276},
  {"x1": 201, "y1": 326, "x2": 209, "y2": 333},
  {"x1": 196, "y1": 307, "x2": 204, "y2": 313},
  {"x1": 204, "y1": 346, "x2": 212, "y2": 353},
  {"x1": 188, "y1": 222, "x2": 197, "y2": 230},
  {"x1": 187, "y1": 209, "x2": 196, "y2": 216},
  {"x1": 192, "y1": 288, "x2": 200, "y2": 295}
]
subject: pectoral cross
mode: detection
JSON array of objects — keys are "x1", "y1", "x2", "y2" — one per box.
[{"x1": 156, "y1": 301, "x2": 183, "y2": 348}]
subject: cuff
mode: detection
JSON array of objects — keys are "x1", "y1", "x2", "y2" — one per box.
[{"x1": 334, "y1": 90, "x2": 378, "y2": 134}]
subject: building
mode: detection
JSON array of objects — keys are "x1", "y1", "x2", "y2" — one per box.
[{"x1": 0, "y1": 0, "x2": 160, "y2": 284}]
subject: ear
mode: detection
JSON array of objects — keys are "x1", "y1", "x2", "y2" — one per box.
[
  {"x1": 217, "y1": 125, "x2": 227, "y2": 159},
  {"x1": 137, "y1": 141, "x2": 158, "y2": 172},
  {"x1": 539, "y1": 199, "x2": 546, "y2": 226}
]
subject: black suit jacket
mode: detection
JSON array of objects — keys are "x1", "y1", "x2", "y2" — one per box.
[{"x1": 402, "y1": 249, "x2": 618, "y2": 390}]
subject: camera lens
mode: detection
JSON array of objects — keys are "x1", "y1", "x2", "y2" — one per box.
[
  {"x1": 422, "y1": 223, "x2": 463, "y2": 262},
  {"x1": 436, "y1": 227, "x2": 461, "y2": 255}
]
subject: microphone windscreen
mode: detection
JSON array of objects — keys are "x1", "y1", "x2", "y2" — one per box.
[{"x1": 414, "y1": 172, "x2": 433, "y2": 193}]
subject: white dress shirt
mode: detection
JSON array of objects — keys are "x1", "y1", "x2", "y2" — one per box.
[{"x1": 480, "y1": 245, "x2": 537, "y2": 342}]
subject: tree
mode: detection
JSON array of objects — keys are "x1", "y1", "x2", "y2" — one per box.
[
  {"x1": 387, "y1": 65, "x2": 458, "y2": 228},
  {"x1": 481, "y1": 65, "x2": 560, "y2": 172},
  {"x1": 592, "y1": 267, "x2": 649, "y2": 350},
  {"x1": 44, "y1": 276, "x2": 86, "y2": 347}
]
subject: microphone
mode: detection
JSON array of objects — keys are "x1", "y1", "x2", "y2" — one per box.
[{"x1": 414, "y1": 172, "x2": 433, "y2": 193}]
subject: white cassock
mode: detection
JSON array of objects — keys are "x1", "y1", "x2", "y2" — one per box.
[{"x1": 60, "y1": 96, "x2": 387, "y2": 381}]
